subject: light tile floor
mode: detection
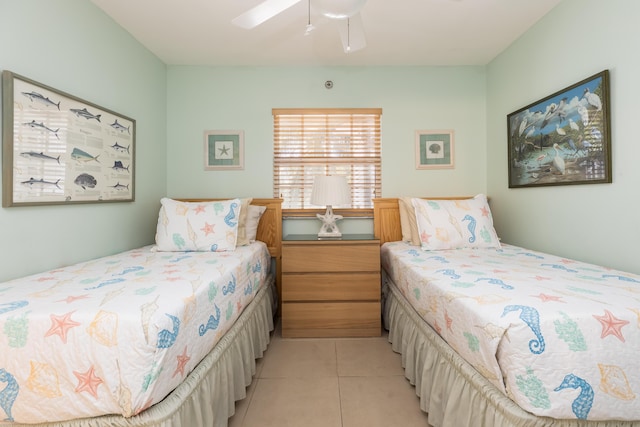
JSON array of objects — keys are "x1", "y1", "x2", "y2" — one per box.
[{"x1": 228, "y1": 321, "x2": 430, "y2": 427}]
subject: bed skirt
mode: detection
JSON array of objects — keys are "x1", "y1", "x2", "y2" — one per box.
[
  {"x1": 6, "y1": 277, "x2": 275, "y2": 427},
  {"x1": 382, "y1": 272, "x2": 639, "y2": 427}
]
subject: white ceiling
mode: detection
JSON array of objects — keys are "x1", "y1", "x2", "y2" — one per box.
[{"x1": 90, "y1": 0, "x2": 563, "y2": 67}]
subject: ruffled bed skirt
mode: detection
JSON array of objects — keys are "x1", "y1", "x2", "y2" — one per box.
[
  {"x1": 6, "y1": 279, "x2": 275, "y2": 427},
  {"x1": 383, "y1": 273, "x2": 639, "y2": 427}
]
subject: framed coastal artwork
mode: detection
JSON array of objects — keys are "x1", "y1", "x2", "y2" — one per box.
[
  {"x1": 204, "y1": 130, "x2": 244, "y2": 170},
  {"x1": 507, "y1": 70, "x2": 611, "y2": 188},
  {"x1": 1, "y1": 70, "x2": 135, "y2": 207},
  {"x1": 415, "y1": 130, "x2": 454, "y2": 169}
]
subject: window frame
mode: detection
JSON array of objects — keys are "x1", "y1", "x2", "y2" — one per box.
[{"x1": 273, "y1": 108, "x2": 382, "y2": 218}]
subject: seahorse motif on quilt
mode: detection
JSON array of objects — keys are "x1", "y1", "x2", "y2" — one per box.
[
  {"x1": 502, "y1": 305, "x2": 545, "y2": 354},
  {"x1": 462, "y1": 214, "x2": 477, "y2": 243},
  {"x1": 0, "y1": 368, "x2": 19, "y2": 422},
  {"x1": 554, "y1": 374, "x2": 594, "y2": 420},
  {"x1": 156, "y1": 314, "x2": 180, "y2": 348},
  {"x1": 222, "y1": 274, "x2": 236, "y2": 295},
  {"x1": 199, "y1": 305, "x2": 221, "y2": 336},
  {"x1": 224, "y1": 202, "x2": 239, "y2": 227}
]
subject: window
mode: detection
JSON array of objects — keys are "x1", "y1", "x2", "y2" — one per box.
[{"x1": 273, "y1": 108, "x2": 382, "y2": 216}]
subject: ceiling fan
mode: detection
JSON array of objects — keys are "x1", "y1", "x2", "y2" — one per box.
[{"x1": 232, "y1": 0, "x2": 367, "y2": 53}]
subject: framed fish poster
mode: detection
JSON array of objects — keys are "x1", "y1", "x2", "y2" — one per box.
[
  {"x1": 1, "y1": 70, "x2": 135, "y2": 206},
  {"x1": 507, "y1": 70, "x2": 611, "y2": 188}
]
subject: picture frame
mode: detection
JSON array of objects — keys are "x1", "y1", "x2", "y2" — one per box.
[
  {"x1": 2, "y1": 70, "x2": 135, "y2": 207},
  {"x1": 415, "y1": 130, "x2": 454, "y2": 169},
  {"x1": 507, "y1": 70, "x2": 611, "y2": 188},
  {"x1": 204, "y1": 130, "x2": 244, "y2": 170}
]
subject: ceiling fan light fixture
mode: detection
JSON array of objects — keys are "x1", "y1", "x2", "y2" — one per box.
[
  {"x1": 304, "y1": 0, "x2": 315, "y2": 35},
  {"x1": 305, "y1": 23, "x2": 316, "y2": 35},
  {"x1": 314, "y1": 0, "x2": 367, "y2": 20}
]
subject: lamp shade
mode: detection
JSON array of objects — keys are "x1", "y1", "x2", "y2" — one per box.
[{"x1": 310, "y1": 175, "x2": 351, "y2": 207}]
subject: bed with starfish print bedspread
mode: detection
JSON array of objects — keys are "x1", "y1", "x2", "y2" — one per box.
[
  {"x1": 0, "y1": 243, "x2": 270, "y2": 424},
  {"x1": 381, "y1": 241, "x2": 640, "y2": 421}
]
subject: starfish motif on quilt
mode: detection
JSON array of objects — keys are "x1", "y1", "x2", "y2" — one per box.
[
  {"x1": 173, "y1": 346, "x2": 191, "y2": 378},
  {"x1": 593, "y1": 309, "x2": 629, "y2": 342},
  {"x1": 480, "y1": 205, "x2": 490, "y2": 217},
  {"x1": 74, "y1": 365, "x2": 103, "y2": 398},
  {"x1": 57, "y1": 294, "x2": 90, "y2": 304},
  {"x1": 45, "y1": 311, "x2": 81, "y2": 343},
  {"x1": 194, "y1": 204, "x2": 206, "y2": 215},
  {"x1": 445, "y1": 310, "x2": 453, "y2": 332},
  {"x1": 201, "y1": 222, "x2": 215, "y2": 236},
  {"x1": 532, "y1": 293, "x2": 565, "y2": 303}
]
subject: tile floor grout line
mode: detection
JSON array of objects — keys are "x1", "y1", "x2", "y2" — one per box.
[{"x1": 335, "y1": 341, "x2": 345, "y2": 427}]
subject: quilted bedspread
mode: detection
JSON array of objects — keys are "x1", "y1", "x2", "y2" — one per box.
[
  {"x1": 381, "y1": 242, "x2": 640, "y2": 421},
  {"x1": 0, "y1": 243, "x2": 270, "y2": 424}
]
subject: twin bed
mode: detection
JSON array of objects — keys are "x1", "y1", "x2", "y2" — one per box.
[
  {"x1": 3, "y1": 194, "x2": 639, "y2": 427},
  {"x1": 373, "y1": 196, "x2": 640, "y2": 427},
  {"x1": 0, "y1": 198, "x2": 282, "y2": 427}
]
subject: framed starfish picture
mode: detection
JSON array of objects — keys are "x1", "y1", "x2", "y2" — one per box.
[{"x1": 204, "y1": 130, "x2": 244, "y2": 170}]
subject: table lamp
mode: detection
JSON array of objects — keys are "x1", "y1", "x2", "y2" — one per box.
[{"x1": 310, "y1": 175, "x2": 351, "y2": 238}]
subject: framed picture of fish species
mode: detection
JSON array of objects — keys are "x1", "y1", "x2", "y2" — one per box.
[
  {"x1": 1, "y1": 70, "x2": 135, "y2": 206},
  {"x1": 507, "y1": 70, "x2": 611, "y2": 188}
]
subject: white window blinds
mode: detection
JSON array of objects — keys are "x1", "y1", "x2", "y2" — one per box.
[{"x1": 273, "y1": 108, "x2": 382, "y2": 211}]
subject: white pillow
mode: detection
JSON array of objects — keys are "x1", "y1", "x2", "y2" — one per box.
[
  {"x1": 411, "y1": 194, "x2": 500, "y2": 250},
  {"x1": 245, "y1": 204, "x2": 267, "y2": 243},
  {"x1": 235, "y1": 198, "x2": 254, "y2": 246},
  {"x1": 398, "y1": 197, "x2": 420, "y2": 246},
  {"x1": 155, "y1": 198, "x2": 241, "y2": 251}
]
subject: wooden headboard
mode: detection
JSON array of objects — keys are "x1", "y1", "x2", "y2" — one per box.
[{"x1": 372, "y1": 197, "x2": 474, "y2": 245}]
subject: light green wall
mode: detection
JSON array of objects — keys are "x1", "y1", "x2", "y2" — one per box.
[
  {"x1": 0, "y1": 0, "x2": 167, "y2": 281},
  {"x1": 4, "y1": 0, "x2": 636, "y2": 281},
  {"x1": 487, "y1": 0, "x2": 640, "y2": 274},
  {"x1": 166, "y1": 66, "x2": 487, "y2": 235}
]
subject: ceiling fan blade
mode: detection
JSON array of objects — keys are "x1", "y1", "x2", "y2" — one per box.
[
  {"x1": 337, "y1": 13, "x2": 366, "y2": 53},
  {"x1": 232, "y1": 0, "x2": 302, "y2": 29}
]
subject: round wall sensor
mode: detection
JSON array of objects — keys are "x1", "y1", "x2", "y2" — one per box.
[{"x1": 325, "y1": 80, "x2": 334, "y2": 89}]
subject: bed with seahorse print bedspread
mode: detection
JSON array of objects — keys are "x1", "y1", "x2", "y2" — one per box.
[
  {"x1": 0, "y1": 242, "x2": 270, "y2": 424},
  {"x1": 381, "y1": 241, "x2": 640, "y2": 421}
]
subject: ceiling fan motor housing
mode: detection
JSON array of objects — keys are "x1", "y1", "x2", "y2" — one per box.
[{"x1": 313, "y1": 0, "x2": 367, "y2": 19}]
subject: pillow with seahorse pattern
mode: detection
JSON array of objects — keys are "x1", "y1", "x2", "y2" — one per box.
[
  {"x1": 411, "y1": 194, "x2": 501, "y2": 250},
  {"x1": 154, "y1": 198, "x2": 241, "y2": 251}
]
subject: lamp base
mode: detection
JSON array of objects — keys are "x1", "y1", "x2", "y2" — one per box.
[{"x1": 316, "y1": 205, "x2": 343, "y2": 238}]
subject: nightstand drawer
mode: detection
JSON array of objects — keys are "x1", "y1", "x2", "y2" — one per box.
[
  {"x1": 282, "y1": 273, "x2": 380, "y2": 301},
  {"x1": 282, "y1": 243, "x2": 379, "y2": 273},
  {"x1": 282, "y1": 302, "x2": 381, "y2": 338}
]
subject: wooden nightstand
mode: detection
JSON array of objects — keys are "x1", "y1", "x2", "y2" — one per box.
[{"x1": 281, "y1": 234, "x2": 381, "y2": 338}]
